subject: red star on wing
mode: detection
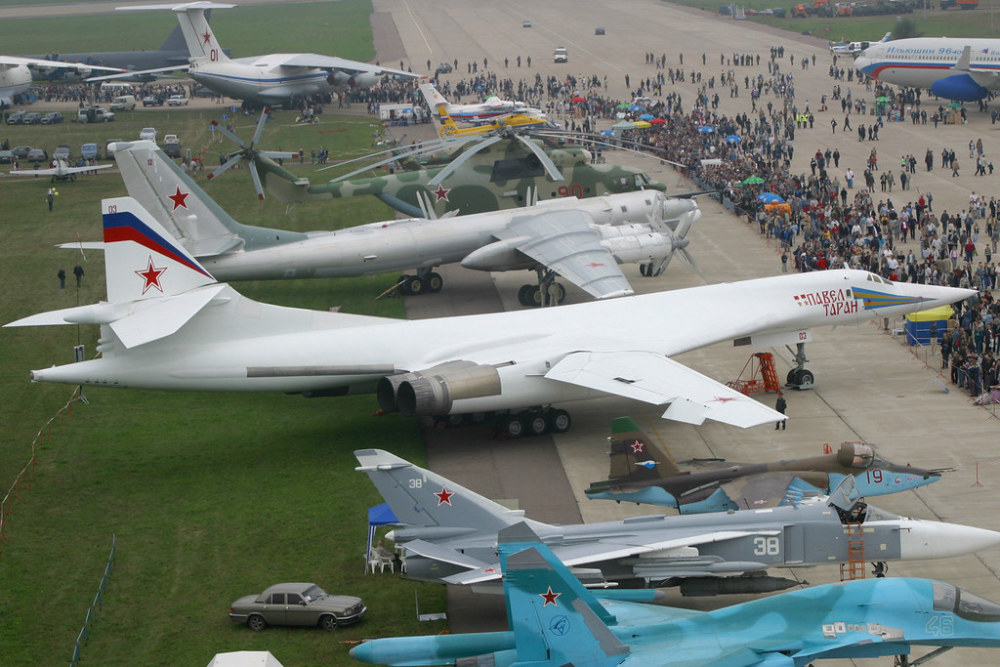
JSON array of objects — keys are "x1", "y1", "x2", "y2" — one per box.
[
  {"x1": 168, "y1": 186, "x2": 189, "y2": 211},
  {"x1": 539, "y1": 586, "x2": 561, "y2": 607},
  {"x1": 708, "y1": 396, "x2": 738, "y2": 403},
  {"x1": 432, "y1": 185, "x2": 450, "y2": 202},
  {"x1": 434, "y1": 487, "x2": 454, "y2": 506},
  {"x1": 135, "y1": 256, "x2": 167, "y2": 295},
  {"x1": 628, "y1": 439, "x2": 645, "y2": 454},
  {"x1": 202, "y1": 30, "x2": 212, "y2": 45},
  {"x1": 586, "y1": 262, "x2": 606, "y2": 267}
]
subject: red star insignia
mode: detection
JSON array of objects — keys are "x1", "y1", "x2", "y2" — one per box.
[
  {"x1": 202, "y1": 30, "x2": 212, "y2": 45},
  {"x1": 135, "y1": 256, "x2": 167, "y2": 295},
  {"x1": 434, "y1": 487, "x2": 454, "y2": 506},
  {"x1": 484, "y1": 567, "x2": 496, "y2": 573},
  {"x1": 628, "y1": 439, "x2": 645, "y2": 454},
  {"x1": 709, "y1": 396, "x2": 738, "y2": 403},
  {"x1": 539, "y1": 586, "x2": 561, "y2": 607},
  {"x1": 432, "y1": 185, "x2": 450, "y2": 202},
  {"x1": 168, "y1": 186, "x2": 189, "y2": 211},
  {"x1": 586, "y1": 262, "x2": 606, "y2": 267}
]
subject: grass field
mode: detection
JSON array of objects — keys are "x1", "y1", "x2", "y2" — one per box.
[{"x1": 0, "y1": 2, "x2": 453, "y2": 663}]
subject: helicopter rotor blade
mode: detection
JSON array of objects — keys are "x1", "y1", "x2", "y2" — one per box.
[
  {"x1": 427, "y1": 133, "x2": 504, "y2": 187},
  {"x1": 515, "y1": 133, "x2": 564, "y2": 182},
  {"x1": 251, "y1": 107, "x2": 271, "y2": 146},
  {"x1": 249, "y1": 161, "x2": 266, "y2": 200},
  {"x1": 208, "y1": 154, "x2": 244, "y2": 181}
]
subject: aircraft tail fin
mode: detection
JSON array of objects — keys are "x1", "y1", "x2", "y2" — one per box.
[
  {"x1": 354, "y1": 449, "x2": 527, "y2": 533},
  {"x1": 608, "y1": 416, "x2": 680, "y2": 481},
  {"x1": 113, "y1": 140, "x2": 250, "y2": 257},
  {"x1": 497, "y1": 524, "x2": 630, "y2": 666},
  {"x1": 102, "y1": 196, "x2": 216, "y2": 304},
  {"x1": 173, "y1": 2, "x2": 232, "y2": 62},
  {"x1": 880, "y1": 31, "x2": 892, "y2": 42},
  {"x1": 418, "y1": 82, "x2": 452, "y2": 121}
]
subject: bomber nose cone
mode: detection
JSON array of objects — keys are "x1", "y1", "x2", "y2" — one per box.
[{"x1": 900, "y1": 519, "x2": 1000, "y2": 560}]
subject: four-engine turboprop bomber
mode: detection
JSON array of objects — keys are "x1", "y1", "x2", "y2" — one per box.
[
  {"x1": 586, "y1": 417, "x2": 943, "y2": 513},
  {"x1": 354, "y1": 449, "x2": 1000, "y2": 594},
  {"x1": 855, "y1": 37, "x2": 1000, "y2": 102},
  {"x1": 115, "y1": 2, "x2": 416, "y2": 104},
  {"x1": 350, "y1": 524, "x2": 1000, "y2": 667},
  {"x1": 101, "y1": 140, "x2": 700, "y2": 302},
  {"x1": 6, "y1": 195, "x2": 974, "y2": 436}
]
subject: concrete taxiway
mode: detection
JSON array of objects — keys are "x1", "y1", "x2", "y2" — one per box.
[{"x1": 376, "y1": 1, "x2": 1000, "y2": 662}]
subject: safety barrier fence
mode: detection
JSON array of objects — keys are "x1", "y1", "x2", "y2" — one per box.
[
  {"x1": 70, "y1": 534, "x2": 116, "y2": 667},
  {"x1": 0, "y1": 387, "x2": 86, "y2": 558}
]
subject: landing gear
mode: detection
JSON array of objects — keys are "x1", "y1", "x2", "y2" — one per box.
[
  {"x1": 517, "y1": 269, "x2": 566, "y2": 307},
  {"x1": 497, "y1": 407, "x2": 571, "y2": 438},
  {"x1": 398, "y1": 269, "x2": 444, "y2": 296},
  {"x1": 784, "y1": 342, "x2": 815, "y2": 390}
]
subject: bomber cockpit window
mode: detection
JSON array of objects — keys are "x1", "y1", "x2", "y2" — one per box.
[
  {"x1": 933, "y1": 582, "x2": 957, "y2": 613},
  {"x1": 956, "y1": 589, "x2": 1000, "y2": 622}
]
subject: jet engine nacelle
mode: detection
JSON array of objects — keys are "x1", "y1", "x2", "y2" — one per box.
[
  {"x1": 838, "y1": 442, "x2": 875, "y2": 468},
  {"x1": 377, "y1": 361, "x2": 502, "y2": 416},
  {"x1": 327, "y1": 70, "x2": 379, "y2": 90},
  {"x1": 461, "y1": 237, "x2": 536, "y2": 271},
  {"x1": 930, "y1": 74, "x2": 989, "y2": 102}
]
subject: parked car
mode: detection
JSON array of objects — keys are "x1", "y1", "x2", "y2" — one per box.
[
  {"x1": 26, "y1": 148, "x2": 48, "y2": 162},
  {"x1": 523, "y1": 19, "x2": 532, "y2": 27},
  {"x1": 142, "y1": 95, "x2": 164, "y2": 107},
  {"x1": 434, "y1": 62, "x2": 453, "y2": 76},
  {"x1": 595, "y1": 27, "x2": 606, "y2": 35},
  {"x1": 166, "y1": 95, "x2": 189, "y2": 106},
  {"x1": 229, "y1": 583, "x2": 366, "y2": 632},
  {"x1": 553, "y1": 46, "x2": 568, "y2": 63},
  {"x1": 139, "y1": 127, "x2": 157, "y2": 142},
  {"x1": 6, "y1": 110, "x2": 26, "y2": 125},
  {"x1": 81, "y1": 143, "x2": 99, "y2": 161},
  {"x1": 12, "y1": 145, "x2": 33, "y2": 159},
  {"x1": 40, "y1": 112, "x2": 64, "y2": 124},
  {"x1": 76, "y1": 107, "x2": 115, "y2": 123},
  {"x1": 22, "y1": 112, "x2": 42, "y2": 124},
  {"x1": 110, "y1": 95, "x2": 137, "y2": 111},
  {"x1": 163, "y1": 140, "x2": 182, "y2": 158},
  {"x1": 53, "y1": 145, "x2": 72, "y2": 162},
  {"x1": 0, "y1": 150, "x2": 13, "y2": 164}
]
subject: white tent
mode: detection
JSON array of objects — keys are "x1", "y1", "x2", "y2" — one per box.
[{"x1": 208, "y1": 651, "x2": 284, "y2": 667}]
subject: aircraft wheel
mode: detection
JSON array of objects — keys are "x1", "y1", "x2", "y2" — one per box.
[
  {"x1": 406, "y1": 274, "x2": 425, "y2": 295},
  {"x1": 398, "y1": 275, "x2": 414, "y2": 295},
  {"x1": 447, "y1": 414, "x2": 466, "y2": 427},
  {"x1": 547, "y1": 409, "x2": 572, "y2": 434},
  {"x1": 548, "y1": 282, "x2": 566, "y2": 305},
  {"x1": 468, "y1": 411, "x2": 488, "y2": 423},
  {"x1": 517, "y1": 285, "x2": 534, "y2": 306},
  {"x1": 523, "y1": 411, "x2": 548, "y2": 437},
  {"x1": 786, "y1": 369, "x2": 800, "y2": 385},
  {"x1": 529, "y1": 286, "x2": 543, "y2": 308},
  {"x1": 504, "y1": 414, "x2": 526, "y2": 438},
  {"x1": 798, "y1": 369, "x2": 815, "y2": 386},
  {"x1": 639, "y1": 262, "x2": 651, "y2": 277},
  {"x1": 425, "y1": 272, "x2": 444, "y2": 293}
]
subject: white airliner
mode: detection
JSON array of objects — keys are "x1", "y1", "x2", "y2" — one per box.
[
  {"x1": 855, "y1": 37, "x2": 1000, "y2": 102},
  {"x1": 69, "y1": 140, "x2": 700, "y2": 303},
  {"x1": 5, "y1": 195, "x2": 972, "y2": 437},
  {"x1": 828, "y1": 32, "x2": 890, "y2": 57},
  {"x1": 115, "y1": 2, "x2": 416, "y2": 104},
  {"x1": 419, "y1": 82, "x2": 544, "y2": 124},
  {"x1": 0, "y1": 56, "x2": 123, "y2": 105},
  {"x1": 9, "y1": 159, "x2": 113, "y2": 182}
]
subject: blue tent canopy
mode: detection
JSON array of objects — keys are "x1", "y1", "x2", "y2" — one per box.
[{"x1": 366, "y1": 503, "x2": 399, "y2": 573}]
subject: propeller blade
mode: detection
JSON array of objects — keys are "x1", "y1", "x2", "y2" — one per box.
[
  {"x1": 428, "y1": 134, "x2": 504, "y2": 186},
  {"x1": 251, "y1": 107, "x2": 271, "y2": 147},
  {"x1": 208, "y1": 154, "x2": 244, "y2": 181},
  {"x1": 212, "y1": 121, "x2": 246, "y2": 149},
  {"x1": 678, "y1": 247, "x2": 703, "y2": 278},
  {"x1": 259, "y1": 150, "x2": 300, "y2": 160},
  {"x1": 249, "y1": 161, "x2": 265, "y2": 200},
  {"x1": 515, "y1": 134, "x2": 564, "y2": 182}
]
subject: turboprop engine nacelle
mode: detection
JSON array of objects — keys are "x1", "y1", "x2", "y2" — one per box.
[
  {"x1": 599, "y1": 224, "x2": 682, "y2": 264},
  {"x1": 327, "y1": 70, "x2": 378, "y2": 90},
  {"x1": 461, "y1": 237, "x2": 536, "y2": 271},
  {"x1": 376, "y1": 361, "x2": 503, "y2": 416}
]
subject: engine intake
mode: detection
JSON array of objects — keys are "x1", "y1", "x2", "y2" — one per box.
[{"x1": 377, "y1": 361, "x2": 502, "y2": 416}]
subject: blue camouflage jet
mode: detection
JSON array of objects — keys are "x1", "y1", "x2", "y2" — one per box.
[{"x1": 351, "y1": 523, "x2": 1000, "y2": 667}]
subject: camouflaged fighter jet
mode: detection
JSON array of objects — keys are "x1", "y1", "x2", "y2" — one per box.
[
  {"x1": 585, "y1": 416, "x2": 943, "y2": 513},
  {"x1": 209, "y1": 115, "x2": 665, "y2": 218},
  {"x1": 350, "y1": 524, "x2": 1000, "y2": 667},
  {"x1": 355, "y1": 449, "x2": 1000, "y2": 595}
]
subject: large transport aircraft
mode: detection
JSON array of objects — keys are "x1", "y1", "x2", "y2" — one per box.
[
  {"x1": 0, "y1": 57, "x2": 123, "y2": 105},
  {"x1": 354, "y1": 449, "x2": 1000, "y2": 592},
  {"x1": 6, "y1": 195, "x2": 973, "y2": 436},
  {"x1": 350, "y1": 525, "x2": 1000, "y2": 667},
  {"x1": 96, "y1": 140, "x2": 701, "y2": 302},
  {"x1": 585, "y1": 416, "x2": 942, "y2": 513},
  {"x1": 855, "y1": 37, "x2": 1000, "y2": 102},
  {"x1": 112, "y1": 2, "x2": 416, "y2": 104}
]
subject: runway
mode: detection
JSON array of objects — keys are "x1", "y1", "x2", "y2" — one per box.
[{"x1": 374, "y1": 1, "x2": 1000, "y2": 662}]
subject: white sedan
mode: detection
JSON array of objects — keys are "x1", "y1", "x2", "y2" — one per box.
[
  {"x1": 167, "y1": 95, "x2": 189, "y2": 106},
  {"x1": 139, "y1": 127, "x2": 157, "y2": 142}
]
